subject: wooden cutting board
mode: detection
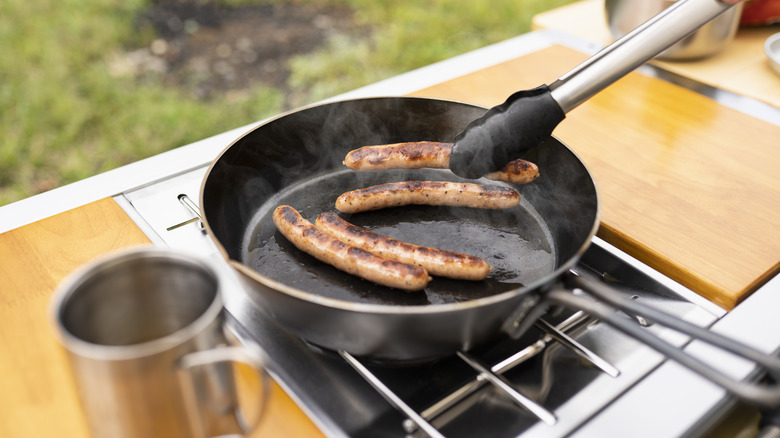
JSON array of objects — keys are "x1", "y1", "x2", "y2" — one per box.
[{"x1": 409, "y1": 44, "x2": 780, "y2": 310}]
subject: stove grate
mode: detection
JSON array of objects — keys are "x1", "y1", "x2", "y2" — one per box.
[{"x1": 341, "y1": 310, "x2": 616, "y2": 437}]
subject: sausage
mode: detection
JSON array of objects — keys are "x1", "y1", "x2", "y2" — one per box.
[
  {"x1": 344, "y1": 141, "x2": 452, "y2": 170},
  {"x1": 316, "y1": 213, "x2": 491, "y2": 281},
  {"x1": 343, "y1": 141, "x2": 540, "y2": 184},
  {"x1": 484, "y1": 158, "x2": 540, "y2": 184},
  {"x1": 273, "y1": 205, "x2": 430, "y2": 291},
  {"x1": 335, "y1": 181, "x2": 521, "y2": 213}
]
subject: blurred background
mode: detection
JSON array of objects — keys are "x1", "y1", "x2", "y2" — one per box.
[{"x1": 0, "y1": 0, "x2": 575, "y2": 206}]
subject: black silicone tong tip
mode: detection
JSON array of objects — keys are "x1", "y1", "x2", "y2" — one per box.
[{"x1": 449, "y1": 84, "x2": 565, "y2": 179}]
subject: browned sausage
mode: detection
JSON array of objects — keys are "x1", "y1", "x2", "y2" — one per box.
[
  {"x1": 344, "y1": 141, "x2": 452, "y2": 170},
  {"x1": 315, "y1": 213, "x2": 491, "y2": 281},
  {"x1": 273, "y1": 205, "x2": 430, "y2": 291},
  {"x1": 484, "y1": 158, "x2": 540, "y2": 184},
  {"x1": 335, "y1": 181, "x2": 521, "y2": 213},
  {"x1": 343, "y1": 141, "x2": 540, "y2": 184}
]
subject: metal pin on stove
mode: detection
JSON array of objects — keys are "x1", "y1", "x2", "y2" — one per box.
[
  {"x1": 457, "y1": 352, "x2": 557, "y2": 426},
  {"x1": 535, "y1": 318, "x2": 620, "y2": 378},
  {"x1": 627, "y1": 296, "x2": 652, "y2": 327},
  {"x1": 166, "y1": 194, "x2": 205, "y2": 232},
  {"x1": 492, "y1": 310, "x2": 591, "y2": 372},
  {"x1": 568, "y1": 269, "x2": 653, "y2": 327}
]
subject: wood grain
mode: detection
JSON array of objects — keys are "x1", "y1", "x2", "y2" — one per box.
[
  {"x1": 409, "y1": 44, "x2": 780, "y2": 310},
  {"x1": 0, "y1": 198, "x2": 151, "y2": 437},
  {"x1": 0, "y1": 197, "x2": 322, "y2": 438}
]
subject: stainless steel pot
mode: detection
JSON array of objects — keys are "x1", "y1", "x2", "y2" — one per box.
[{"x1": 605, "y1": 0, "x2": 743, "y2": 60}]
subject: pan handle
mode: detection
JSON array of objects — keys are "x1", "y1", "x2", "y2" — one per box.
[{"x1": 522, "y1": 273, "x2": 780, "y2": 407}]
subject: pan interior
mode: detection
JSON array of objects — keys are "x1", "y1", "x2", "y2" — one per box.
[{"x1": 243, "y1": 168, "x2": 556, "y2": 306}]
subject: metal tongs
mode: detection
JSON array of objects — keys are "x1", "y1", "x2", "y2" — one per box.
[{"x1": 449, "y1": 0, "x2": 739, "y2": 178}]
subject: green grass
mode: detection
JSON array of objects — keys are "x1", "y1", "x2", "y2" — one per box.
[
  {"x1": 288, "y1": 0, "x2": 576, "y2": 102},
  {"x1": 0, "y1": 0, "x2": 573, "y2": 206}
]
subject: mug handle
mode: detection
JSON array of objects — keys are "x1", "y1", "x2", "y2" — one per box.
[{"x1": 179, "y1": 344, "x2": 270, "y2": 436}]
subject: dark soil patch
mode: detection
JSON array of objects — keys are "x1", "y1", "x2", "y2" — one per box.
[{"x1": 134, "y1": 0, "x2": 368, "y2": 104}]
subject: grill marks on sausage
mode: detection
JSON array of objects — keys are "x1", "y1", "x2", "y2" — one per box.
[
  {"x1": 343, "y1": 141, "x2": 540, "y2": 184},
  {"x1": 273, "y1": 205, "x2": 430, "y2": 291},
  {"x1": 335, "y1": 181, "x2": 521, "y2": 213},
  {"x1": 316, "y1": 213, "x2": 491, "y2": 280},
  {"x1": 345, "y1": 141, "x2": 453, "y2": 169}
]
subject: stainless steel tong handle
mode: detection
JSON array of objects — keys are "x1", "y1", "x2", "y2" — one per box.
[
  {"x1": 450, "y1": 0, "x2": 738, "y2": 179},
  {"x1": 549, "y1": 0, "x2": 736, "y2": 113}
]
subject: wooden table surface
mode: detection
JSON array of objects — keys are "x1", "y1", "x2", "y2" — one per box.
[{"x1": 2, "y1": 16, "x2": 780, "y2": 436}]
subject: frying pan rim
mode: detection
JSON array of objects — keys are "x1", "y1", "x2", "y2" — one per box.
[{"x1": 200, "y1": 96, "x2": 602, "y2": 316}]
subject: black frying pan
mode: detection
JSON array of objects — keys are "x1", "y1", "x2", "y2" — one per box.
[
  {"x1": 201, "y1": 97, "x2": 780, "y2": 406},
  {"x1": 201, "y1": 97, "x2": 597, "y2": 360}
]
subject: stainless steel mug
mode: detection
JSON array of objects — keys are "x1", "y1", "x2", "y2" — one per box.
[{"x1": 50, "y1": 247, "x2": 269, "y2": 438}]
